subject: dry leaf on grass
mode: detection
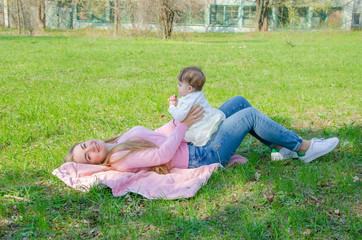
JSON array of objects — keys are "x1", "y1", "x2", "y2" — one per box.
[
  {"x1": 265, "y1": 190, "x2": 275, "y2": 202},
  {"x1": 0, "y1": 219, "x2": 14, "y2": 226},
  {"x1": 303, "y1": 228, "x2": 311, "y2": 235},
  {"x1": 3, "y1": 195, "x2": 30, "y2": 202}
]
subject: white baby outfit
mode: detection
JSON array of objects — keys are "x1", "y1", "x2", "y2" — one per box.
[{"x1": 168, "y1": 91, "x2": 225, "y2": 146}]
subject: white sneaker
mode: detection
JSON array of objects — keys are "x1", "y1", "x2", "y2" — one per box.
[
  {"x1": 271, "y1": 148, "x2": 299, "y2": 161},
  {"x1": 300, "y1": 137, "x2": 339, "y2": 163}
]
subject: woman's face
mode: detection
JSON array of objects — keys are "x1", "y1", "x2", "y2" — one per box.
[{"x1": 72, "y1": 139, "x2": 107, "y2": 164}]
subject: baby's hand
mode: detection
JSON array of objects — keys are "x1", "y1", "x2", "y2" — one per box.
[{"x1": 168, "y1": 94, "x2": 178, "y2": 106}]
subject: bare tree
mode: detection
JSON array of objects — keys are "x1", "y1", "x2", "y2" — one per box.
[
  {"x1": 36, "y1": 0, "x2": 46, "y2": 30},
  {"x1": 157, "y1": 0, "x2": 179, "y2": 39},
  {"x1": 8, "y1": 0, "x2": 38, "y2": 35},
  {"x1": 255, "y1": 0, "x2": 291, "y2": 31},
  {"x1": 2, "y1": 0, "x2": 10, "y2": 28},
  {"x1": 255, "y1": 0, "x2": 271, "y2": 31},
  {"x1": 145, "y1": 0, "x2": 205, "y2": 39},
  {"x1": 254, "y1": 0, "x2": 325, "y2": 31},
  {"x1": 113, "y1": 0, "x2": 120, "y2": 36},
  {"x1": 15, "y1": 0, "x2": 21, "y2": 33},
  {"x1": 57, "y1": 0, "x2": 204, "y2": 39},
  {"x1": 111, "y1": 0, "x2": 140, "y2": 36},
  {"x1": 72, "y1": 0, "x2": 133, "y2": 37},
  {"x1": 126, "y1": 0, "x2": 139, "y2": 33},
  {"x1": 19, "y1": 0, "x2": 27, "y2": 32}
]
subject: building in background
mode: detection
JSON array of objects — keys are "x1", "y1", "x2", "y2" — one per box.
[{"x1": 1, "y1": 0, "x2": 361, "y2": 31}]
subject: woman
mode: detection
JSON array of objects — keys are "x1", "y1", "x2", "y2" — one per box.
[{"x1": 67, "y1": 96, "x2": 339, "y2": 174}]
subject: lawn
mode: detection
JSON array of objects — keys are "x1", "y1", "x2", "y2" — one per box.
[{"x1": 0, "y1": 30, "x2": 361, "y2": 239}]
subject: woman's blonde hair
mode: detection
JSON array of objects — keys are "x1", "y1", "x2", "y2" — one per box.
[{"x1": 66, "y1": 134, "x2": 170, "y2": 174}]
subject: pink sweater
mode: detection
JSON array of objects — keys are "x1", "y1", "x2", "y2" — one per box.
[{"x1": 110, "y1": 121, "x2": 189, "y2": 172}]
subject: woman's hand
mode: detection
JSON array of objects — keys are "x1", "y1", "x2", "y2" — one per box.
[{"x1": 181, "y1": 104, "x2": 205, "y2": 127}]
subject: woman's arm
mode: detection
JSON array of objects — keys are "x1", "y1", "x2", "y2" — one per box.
[
  {"x1": 112, "y1": 105, "x2": 205, "y2": 171},
  {"x1": 156, "y1": 102, "x2": 205, "y2": 136},
  {"x1": 180, "y1": 104, "x2": 205, "y2": 127},
  {"x1": 154, "y1": 120, "x2": 177, "y2": 136},
  {"x1": 112, "y1": 123, "x2": 188, "y2": 170}
]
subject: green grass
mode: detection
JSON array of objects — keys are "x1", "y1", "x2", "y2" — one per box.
[{"x1": 0, "y1": 30, "x2": 361, "y2": 239}]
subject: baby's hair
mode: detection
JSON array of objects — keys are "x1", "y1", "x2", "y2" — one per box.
[{"x1": 178, "y1": 66, "x2": 206, "y2": 91}]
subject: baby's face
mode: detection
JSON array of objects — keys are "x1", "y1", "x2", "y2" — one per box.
[{"x1": 177, "y1": 80, "x2": 193, "y2": 97}]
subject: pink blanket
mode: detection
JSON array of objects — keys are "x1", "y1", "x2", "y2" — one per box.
[{"x1": 52, "y1": 162, "x2": 220, "y2": 199}]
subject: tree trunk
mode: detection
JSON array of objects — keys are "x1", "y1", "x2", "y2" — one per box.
[
  {"x1": 255, "y1": 0, "x2": 271, "y2": 32},
  {"x1": 130, "y1": 11, "x2": 137, "y2": 33},
  {"x1": 113, "y1": 0, "x2": 119, "y2": 36},
  {"x1": 3, "y1": 0, "x2": 8, "y2": 28},
  {"x1": 19, "y1": 0, "x2": 27, "y2": 34},
  {"x1": 16, "y1": 0, "x2": 21, "y2": 34},
  {"x1": 7, "y1": 1, "x2": 10, "y2": 28},
  {"x1": 38, "y1": 0, "x2": 45, "y2": 29},
  {"x1": 160, "y1": 1, "x2": 174, "y2": 39},
  {"x1": 255, "y1": 0, "x2": 263, "y2": 31},
  {"x1": 127, "y1": 1, "x2": 138, "y2": 33},
  {"x1": 261, "y1": 0, "x2": 270, "y2": 31}
]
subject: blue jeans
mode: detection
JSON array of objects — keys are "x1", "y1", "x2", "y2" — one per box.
[{"x1": 188, "y1": 96, "x2": 303, "y2": 168}]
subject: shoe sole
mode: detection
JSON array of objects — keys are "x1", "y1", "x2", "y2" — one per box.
[
  {"x1": 271, "y1": 153, "x2": 285, "y2": 161},
  {"x1": 271, "y1": 153, "x2": 298, "y2": 161},
  {"x1": 301, "y1": 138, "x2": 339, "y2": 163}
]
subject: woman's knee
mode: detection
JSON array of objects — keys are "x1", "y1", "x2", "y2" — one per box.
[
  {"x1": 219, "y1": 96, "x2": 253, "y2": 117},
  {"x1": 232, "y1": 96, "x2": 252, "y2": 108},
  {"x1": 246, "y1": 107, "x2": 262, "y2": 116},
  {"x1": 235, "y1": 107, "x2": 262, "y2": 122},
  {"x1": 222, "y1": 96, "x2": 252, "y2": 110}
]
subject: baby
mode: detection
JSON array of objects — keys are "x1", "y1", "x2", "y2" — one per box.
[{"x1": 168, "y1": 66, "x2": 225, "y2": 146}]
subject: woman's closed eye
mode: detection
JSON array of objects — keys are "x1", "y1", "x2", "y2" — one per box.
[{"x1": 81, "y1": 143, "x2": 91, "y2": 162}]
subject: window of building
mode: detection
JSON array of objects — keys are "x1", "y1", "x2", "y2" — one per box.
[
  {"x1": 296, "y1": 7, "x2": 308, "y2": 28},
  {"x1": 327, "y1": 7, "x2": 342, "y2": 27},
  {"x1": 242, "y1": 6, "x2": 256, "y2": 27},
  {"x1": 176, "y1": 4, "x2": 205, "y2": 25},
  {"x1": 57, "y1": 0, "x2": 72, "y2": 8},
  {"x1": 210, "y1": 5, "x2": 224, "y2": 25},
  {"x1": 277, "y1": 6, "x2": 308, "y2": 28},
  {"x1": 277, "y1": 6, "x2": 289, "y2": 27},
  {"x1": 311, "y1": 9, "x2": 328, "y2": 28},
  {"x1": 76, "y1": 2, "x2": 91, "y2": 21},
  {"x1": 76, "y1": 1, "x2": 109, "y2": 22},
  {"x1": 210, "y1": 5, "x2": 239, "y2": 26},
  {"x1": 352, "y1": 13, "x2": 360, "y2": 25}
]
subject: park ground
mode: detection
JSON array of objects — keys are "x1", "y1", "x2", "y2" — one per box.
[{"x1": 0, "y1": 29, "x2": 361, "y2": 239}]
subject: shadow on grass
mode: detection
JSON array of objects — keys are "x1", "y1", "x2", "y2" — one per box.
[
  {"x1": 140, "y1": 203, "x2": 275, "y2": 239},
  {"x1": 138, "y1": 188, "x2": 360, "y2": 239}
]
